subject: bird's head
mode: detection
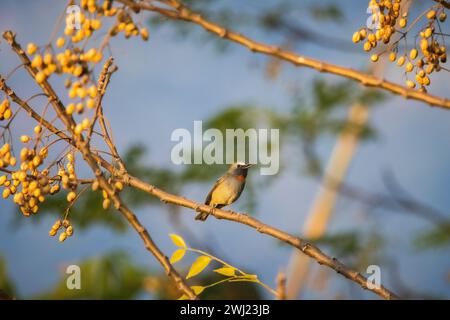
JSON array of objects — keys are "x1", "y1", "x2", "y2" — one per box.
[{"x1": 228, "y1": 162, "x2": 253, "y2": 176}]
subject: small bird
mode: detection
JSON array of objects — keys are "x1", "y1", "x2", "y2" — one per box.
[{"x1": 195, "y1": 162, "x2": 253, "y2": 221}]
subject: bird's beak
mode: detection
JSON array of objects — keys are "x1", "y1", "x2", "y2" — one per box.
[{"x1": 243, "y1": 163, "x2": 254, "y2": 169}]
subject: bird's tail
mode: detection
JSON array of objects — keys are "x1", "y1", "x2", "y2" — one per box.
[{"x1": 194, "y1": 211, "x2": 209, "y2": 221}]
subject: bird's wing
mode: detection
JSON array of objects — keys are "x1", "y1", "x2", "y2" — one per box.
[
  {"x1": 204, "y1": 175, "x2": 226, "y2": 205},
  {"x1": 230, "y1": 179, "x2": 246, "y2": 203}
]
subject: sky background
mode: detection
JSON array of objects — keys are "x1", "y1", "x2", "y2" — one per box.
[{"x1": 0, "y1": 0, "x2": 449, "y2": 299}]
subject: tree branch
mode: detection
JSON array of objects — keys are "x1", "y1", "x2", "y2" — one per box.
[
  {"x1": 116, "y1": 0, "x2": 450, "y2": 110},
  {"x1": 1, "y1": 27, "x2": 400, "y2": 300},
  {"x1": 124, "y1": 174, "x2": 400, "y2": 300},
  {"x1": 433, "y1": 0, "x2": 450, "y2": 9},
  {"x1": 1, "y1": 32, "x2": 197, "y2": 300}
]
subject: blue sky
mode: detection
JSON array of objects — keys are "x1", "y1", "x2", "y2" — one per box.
[{"x1": 0, "y1": 0, "x2": 450, "y2": 299}]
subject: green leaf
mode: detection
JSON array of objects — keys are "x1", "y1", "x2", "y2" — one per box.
[
  {"x1": 170, "y1": 249, "x2": 186, "y2": 264},
  {"x1": 190, "y1": 286, "x2": 205, "y2": 295},
  {"x1": 169, "y1": 234, "x2": 186, "y2": 248},
  {"x1": 213, "y1": 267, "x2": 236, "y2": 277},
  {"x1": 186, "y1": 256, "x2": 211, "y2": 279}
]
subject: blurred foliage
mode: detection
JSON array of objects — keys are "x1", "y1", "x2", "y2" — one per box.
[
  {"x1": 288, "y1": 79, "x2": 383, "y2": 175},
  {"x1": 414, "y1": 224, "x2": 450, "y2": 250},
  {"x1": 36, "y1": 251, "x2": 148, "y2": 299},
  {"x1": 0, "y1": 257, "x2": 15, "y2": 299},
  {"x1": 313, "y1": 231, "x2": 361, "y2": 258},
  {"x1": 312, "y1": 230, "x2": 385, "y2": 269},
  {"x1": 0, "y1": 251, "x2": 263, "y2": 300},
  {"x1": 146, "y1": 273, "x2": 263, "y2": 300},
  {"x1": 309, "y1": 4, "x2": 343, "y2": 21}
]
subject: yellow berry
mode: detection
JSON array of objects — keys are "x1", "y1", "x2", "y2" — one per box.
[
  {"x1": 359, "y1": 29, "x2": 367, "y2": 40},
  {"x1": 86, "y1": 98, "x2": 95, "y2": 109},
  {"x1": 409, "y1": 49, "x2": 418, "y2": 60},
  {"x1": 59, "y1": 232, "x2": 67, "y2": 242},
  {"x1": 66, "y1": 103, "x2": 75, "y2": 115},
  {"x1": 66, "y1": 225, "x2": 74, "y2": 236},
  {"x1": 50, "y1": 184, "x2": 60, "y2": 194},
  {"x1": 76, "y1": 102, "x2": 84, "y2": 113},
  {"x1": 20, "y1": 135, "x2": 30, "y2": 143},
  {"x1": 44, "y1": 53, "x2": 53, "y2": 65},
  {"x1": 91, "y1": 19, "x2": 102, "y2": 30},
  {"x1": 405, "y1": 62, "x2": 414, "y2": 73},
  {"x1": 27, "y1": 43, "x2": 38, "y2": 55},
  {"x1": 35, "y1": 71, "x2": 46, "y2": 84},
  {"x1": 420, "y1": 39, "x2": 428, "y2": 51},
  {"x1": 102, "y1": 198, "x2": 111, "y2": 210},
  {"x1": 81, "y1": 118, "x2": 90, "y2": 129},
  {"x1": 427, "y1": 10, "x2": 436, "y2": 20},
  {"x1": 67, "y1": 191, "x2": 76, "y2": 202},
  {"x1": 140, "y1": 28, "x2": 149, "y2": 41},
  {"x1": 2, "y1": 188, "x2": 11, "y2": 199},
  {"x1": 74, "y1": 124, "x2": 83, "y2": 135},
  {"x1": 389, "y1": 52, "x2": 396, "y2": 62},
  {"x1": 3, "y1": 108, "x2": 12, "y2": 120},
  {"x1": 56, "y1": 37, "x2": 66, "y2": 48},
  {"x1": 399, "y1": 18, "x2": 407, "y2": 28},
  {"x1": 34, "y1": 125, "x2": 42, "y2": 134},
  {"x1": 370, "y1": 54, "x2": 379, "y2": 62},
  {"x1": 397, "y1": 56, "x2": 406, "y2": 66},
  {"x1": 406, "y1": 80, "x2": 416, "y2": 88},
  {"x1": 115, "y1": 181, "x2": 124, "y2": 191},
  {"x1": 73, "y1": 65, "x2": 83, "y2": 77},
  {"x1": 62, "y1": 219, "x2": 70, "y2": 228}
]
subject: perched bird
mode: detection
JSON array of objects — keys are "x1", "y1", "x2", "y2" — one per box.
[{"x1": 195, "y1": 162, "x2": 253, "y2": 221}]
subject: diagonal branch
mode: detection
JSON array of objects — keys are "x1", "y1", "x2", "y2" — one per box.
[
  {"x1": 3, "y1": 31, "x2": 77, "y2": 130},
  {"x1": 124, "y1": 174, "x2": 400, "y2": 300},
  {"x1": 116, "y1": 0, "x2": 450, "y2": 110},
  {"x1": 0, "y1": 77, "x2": 71, "y2": 143}
]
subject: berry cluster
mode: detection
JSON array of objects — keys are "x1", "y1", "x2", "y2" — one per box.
[
  {"x1": 49, "y1": 219, "x2": 74, "y2": 242},
  {"x1": 0, "y1": 139, "x2": 56, "y2": 217},
  {"x1": 353, "y1": 0, "x2": 402, "y2": 50},
  {"x1": 354, "y1": 1, "x2": 448, "y2": 92}
]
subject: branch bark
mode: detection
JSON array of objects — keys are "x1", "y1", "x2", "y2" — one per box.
[{"x1": 115, "y1": 0, "x2": 450, "y2": 110}]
